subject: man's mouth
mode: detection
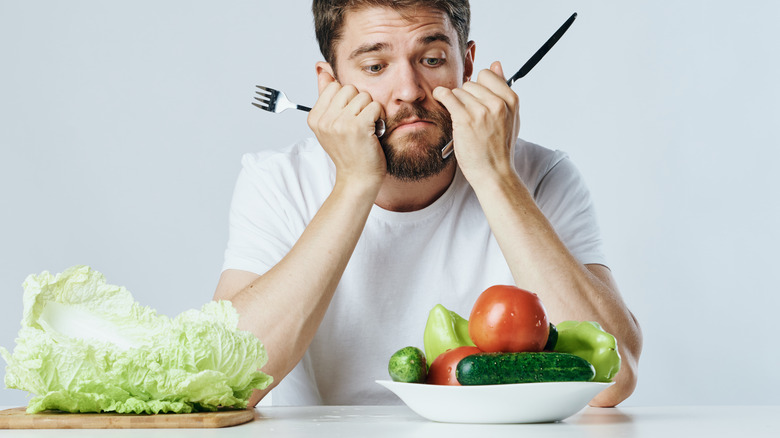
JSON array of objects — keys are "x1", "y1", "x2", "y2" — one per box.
[
  {"x1": 392, "y1": 118, "x2": 433, "y2": 133},
  {"x1": 382, "y1": 102, "x2": 452, "y2": 140}
]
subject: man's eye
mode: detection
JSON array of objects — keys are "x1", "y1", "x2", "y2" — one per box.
[
  {"x1": 364, "y1": 64, "x2": 384, "y2": 74},
  {"x1": 423, "y1": 58, "x2": 444, "y2": 67}
]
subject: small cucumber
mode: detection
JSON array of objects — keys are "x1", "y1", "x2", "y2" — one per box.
[
  {"x1": 388, "y1": 346, "x2": 428, "y2": 383},
  {"x1": 456, "y1": 352, "x2": 595, "y2": 385}
]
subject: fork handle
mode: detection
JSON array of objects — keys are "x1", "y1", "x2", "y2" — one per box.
[{"x1": 298, "y1": 104, "x2": 312, "y2": 112}]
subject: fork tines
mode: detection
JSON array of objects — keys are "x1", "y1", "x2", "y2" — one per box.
[{"x1": 253, "y1": 85, "x2": 279, "y2": 112}]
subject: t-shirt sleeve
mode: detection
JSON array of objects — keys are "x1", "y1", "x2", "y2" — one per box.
[
  {"x1": 533, "y1": 155, "x2": 608, "y2": 267},
  {"x1": 221, "y1": 153, "x2": 302, "y2": 275}
]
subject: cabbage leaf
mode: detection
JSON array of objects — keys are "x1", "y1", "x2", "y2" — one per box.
[{"x1": 0, "y1": 265, "x2": 272, "y2": 414}]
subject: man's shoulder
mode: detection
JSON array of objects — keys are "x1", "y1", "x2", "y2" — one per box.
[
  {"x1": 235, "y1": 138, "x2": 335, "y2": 201},
  {"x1": 514, "y1": 138, "x2": 568, "y2": 166},
  {"x1": 241, "y1": 137, "x2": 331, "y2": 173},
  {"x1": 513, "y1": 138, "x2": 570, "y2": 190},
  {"x1": 231, "y1": 138, "x2": 334, "y2": 214}
]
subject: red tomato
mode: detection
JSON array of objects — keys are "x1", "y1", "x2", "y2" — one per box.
[
  {"x1": 468, "y1": 285, "x2": 549, "y2": 353},
  {"x1": 425, "y1": 346, "x2": 482, "y2": 385}
]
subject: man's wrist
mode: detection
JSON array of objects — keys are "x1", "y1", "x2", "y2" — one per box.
[
  {"x1": 469, "y1": 169, "x2": 539, "y2": 221},
  {"x1": 332, "y1": 173, "x2": 383, "y2": 206},
  {"x1": 464, "y1": 162, "x2": 522, "y2": 194}
]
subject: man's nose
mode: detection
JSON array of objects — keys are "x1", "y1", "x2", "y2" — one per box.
[{"x1": 391, "y1": 62, "x2": 426, "y2": 104}]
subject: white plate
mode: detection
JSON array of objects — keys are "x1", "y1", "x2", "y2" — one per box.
[{"x1": 376, "y1": 379, "x2": 613, "y2": 424}]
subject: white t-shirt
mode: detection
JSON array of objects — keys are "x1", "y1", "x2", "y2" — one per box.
[{"x1": 222, "y1": 137, "x2": 606, "y2": 406}]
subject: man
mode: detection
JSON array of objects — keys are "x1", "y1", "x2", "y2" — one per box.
[{"x1": 214, "y1": 0, "x2": 642, "y2": 407}]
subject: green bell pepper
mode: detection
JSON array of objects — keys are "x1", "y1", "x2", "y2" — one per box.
[
  {"x1": 554, "y1": 320, "x2": 621, "y2": 382},
  {"x1": 423, "y1": 304, "x2": 476, "y2": 366}
]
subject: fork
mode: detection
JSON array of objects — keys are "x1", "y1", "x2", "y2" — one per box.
[
  {"x1": 252, "y1": 85, "x2": 386, "y2": 137},
  {"x1": 253, "y1": 85, "x2": 311, "y2": 113}
]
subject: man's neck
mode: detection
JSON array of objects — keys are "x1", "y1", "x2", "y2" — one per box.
[{"x1": 373, "y1": 162, "x2": 457, "y2": 212}]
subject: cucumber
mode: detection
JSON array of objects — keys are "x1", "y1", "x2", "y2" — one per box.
[
  {"x1": 388, "y1": 346, "x2": 428, "y2": 383},
  {"x1": 456, "y1": 352, "x2": 595, "y2": 385}
]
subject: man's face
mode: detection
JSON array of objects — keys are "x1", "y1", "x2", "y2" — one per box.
[{"x1": 328, "y1": 7, "x2": 474, "y2": 180}]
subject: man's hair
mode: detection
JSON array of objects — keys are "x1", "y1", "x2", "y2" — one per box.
[{"x1": 312, "y1": 0, "x2": 470, "y2": 71}]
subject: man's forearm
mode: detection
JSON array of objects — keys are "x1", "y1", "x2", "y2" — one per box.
[
  {"x1": 470, "y1": 170, "x2": 642, "y2": 406},
  {"x1": 214, "y1": 179, "x2": 379, "y2": 404},
  {"x1": 469, "y1": 171, "x2": 593, "y2": 316}
]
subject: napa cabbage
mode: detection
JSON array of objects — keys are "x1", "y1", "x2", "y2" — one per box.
[{"x1": 0, "y1": 265, "x2": 272, "y2": 414}]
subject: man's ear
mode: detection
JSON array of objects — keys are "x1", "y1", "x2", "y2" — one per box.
[
  {"x1": 316, "y1": 61, "x2": 337, "y2": 94},
  {"x1": 463, "y1": 41, "x2": 476, "y2": 82}
]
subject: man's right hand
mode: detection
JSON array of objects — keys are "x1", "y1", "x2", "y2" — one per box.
[{"x1": 307, "y1": 68, "x2": 386, "y2": 191}]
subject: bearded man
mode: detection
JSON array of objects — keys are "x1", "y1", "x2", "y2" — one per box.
[{"x1": 214, "y1": 0, "x2": 642, "y2": 407}]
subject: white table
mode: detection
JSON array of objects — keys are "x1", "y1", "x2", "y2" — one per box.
[{"x1": 1, "y1": 405, "x2": 776, "y2": 437}]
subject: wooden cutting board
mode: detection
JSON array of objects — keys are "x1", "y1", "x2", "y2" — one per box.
[{"x1": 0, "y1": 406, "x2": 255, "y2": 429}]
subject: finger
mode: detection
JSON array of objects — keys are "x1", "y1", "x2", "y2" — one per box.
[
  {"x1": 310, "y1": 81, "x2": 341, "y2": 121},
  {"x1": 357, "y1": 101, "x2": 384, "y2": 134},
  {"x1": 451, "y1": 87, "x2": 490, "y2": 115},
  {"x1": 461, "y1": 81, "x2": 499, "y2": 102},
  {"x1": 476, "y1": 67, "x2": 509, "y2": 92},
  {"x1": 330, "y1": 84, "x2": 360, "y2": 111},
  {"x1": 460, "y1": 81, "x2": 515, "y2": 121},
  {"x1": 432, "y1": 86, "x2": 468, "y2": 116},
  {"x1": 317, "y1": 68, "x2": 337, "y2": 95},
  {"x1": 490, "y1": 60, "x2": 505, "y2": 79},
  {"x1": 459, "y1": 81, "x2": 519, "y2": 127},
  {"x1": 344, "y1": 91, "x2": 374, "y2": 116},
  {"x1": 476, "y1": 66, "x2": 518, "y2": 109}
]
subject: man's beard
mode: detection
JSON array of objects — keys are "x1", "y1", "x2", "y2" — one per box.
[{"x1": 379, "y1": 103, "x2": 453, "y2": 181}]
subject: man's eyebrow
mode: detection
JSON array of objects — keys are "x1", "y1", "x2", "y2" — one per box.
[
  {"x1": 419, "y1": 32, "x2": 452, "y2": 47},
  {"x1": 347, "y1": 33, "x2": 453, "y2": 61},
  {"x1": 348, "y1": 42, "x2": 390, "y2": 60}
]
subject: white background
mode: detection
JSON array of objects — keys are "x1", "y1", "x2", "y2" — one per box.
[{"x1": 1, "y1": 0, "x2": 778, "y2": 408}]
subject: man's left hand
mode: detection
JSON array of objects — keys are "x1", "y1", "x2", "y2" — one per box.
[{"x1": 432, "y1": 61, "x2": 521, "y2": 183}]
